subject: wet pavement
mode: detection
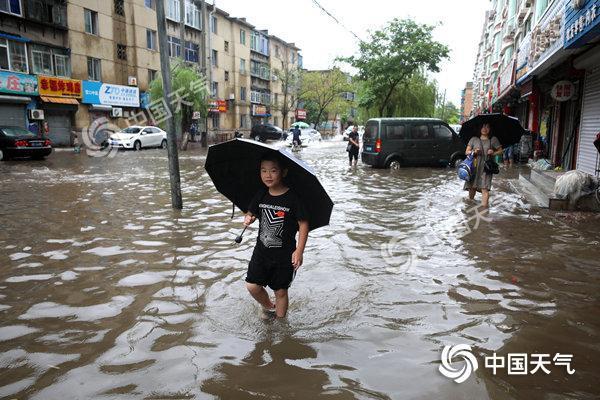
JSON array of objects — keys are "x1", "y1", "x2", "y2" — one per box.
[{"x1": 1, "y1": 140, "x2": 599, "y2": 399}]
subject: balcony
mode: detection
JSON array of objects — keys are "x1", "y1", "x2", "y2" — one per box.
[{"x1": 25, "y1": 0, "x2": 68, "y2": 29}]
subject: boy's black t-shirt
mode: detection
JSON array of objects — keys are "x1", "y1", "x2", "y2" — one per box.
[{"x1": 248, "y1": 189, "x2": 308, "y2": 260}]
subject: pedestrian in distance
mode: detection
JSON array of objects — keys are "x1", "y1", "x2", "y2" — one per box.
[
  {"x1": 347, "y1": 126, "x2": 360, "y2": 167},
  {"x1": 464, "y1": 122, "x2": 503, "y2": 208},
  {"x1": 292, "y1": 125, "x2": 302, "y2": 149},
  {"x1": 243, "y1": 153, "x2": 309, "y2": 318}
]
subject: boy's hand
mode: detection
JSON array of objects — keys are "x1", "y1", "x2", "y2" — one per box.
[
  {"x1": 244, "y1": 214, "x2": 256, "y2": 226},
  {"x1": 292, "y1": 249, "x2": 303, "y2": 270}
]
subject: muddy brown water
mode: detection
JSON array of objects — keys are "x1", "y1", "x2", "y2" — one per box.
[{"x1": 0, "y1": 141, "x2": 599, "y2": 399}]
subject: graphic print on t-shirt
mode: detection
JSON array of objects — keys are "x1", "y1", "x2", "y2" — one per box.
[{"x1": 258, "y1": 203, "x2": 290, "y2": 248}]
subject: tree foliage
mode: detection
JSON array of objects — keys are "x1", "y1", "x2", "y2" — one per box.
[
  {"x1": 149, "y1": 61, "x2": 209, "y2": 135},
  {"x1": 342, "y1": 18, "x2": 449, "y2": 118},
  {"x1": 273, "y1": 61, "x2": 300, "y2": 130},
  {"x1": 299, "y1": 68, "x2": 353, "y2": 130}
]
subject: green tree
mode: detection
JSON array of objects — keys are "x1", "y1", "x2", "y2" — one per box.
[
  {"x1": 342, "y1": 18, "x2": 449, "y2": 117},
  {"x1": 149, "y1": 61, "x2": 209, "y2": 139},
  {"x1": 299, "y1": 68, "x2": 353, "y2": 130},
  {"x1": 273, "y1": 60, "x2": 300, "y2": 130},
  {"x1": 436, "y1": 101, "x2": 460, "y2": 124}
]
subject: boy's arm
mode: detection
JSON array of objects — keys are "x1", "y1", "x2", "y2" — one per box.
[{"x1": 292, "y1": 220, "x2": 309, "y2": 270}]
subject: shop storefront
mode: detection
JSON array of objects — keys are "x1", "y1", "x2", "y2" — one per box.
[
  {"x1": 566, "y1": 0, "x2": 600, "y2": 176},
  {"x1": 38, "y1": 75, "x2": 81, "y2": 146},
  {"x1": 251, "y1": 104, "x2": 270, "y2": 126},
  {"x1": 0, "y1": 71, "x2": 37, "y2": 129},
  {"x1": 82, "y1": 81, "x2": 140, "y2": 127}
]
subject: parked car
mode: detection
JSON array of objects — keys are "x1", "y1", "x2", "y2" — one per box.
[
  {"x1": 109, "y1": 126, "x2": 167, "y2": 150},
  {"x1": 251, "y1": 124, "x2": 283, "y2": 142},
  {"x1": 0, "y1": 126, "x2": 52, "y2": 161},
  {"x1": 285, "y1": 128, "x2": 322, "y2": 147},
  {"x1": 361, "y1": 118, "x2": 466, "y2": 169},
  {"x1": 342, "y1": 125, "x2": 364, "y2": 141}
]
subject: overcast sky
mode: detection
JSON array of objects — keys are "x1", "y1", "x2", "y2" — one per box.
[{"x1": 220, "y1": 0, "x2": 490, "y2": 105}]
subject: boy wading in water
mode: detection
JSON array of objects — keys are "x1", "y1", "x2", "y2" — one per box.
[{"x1": 244, "y1": 154, "x2": 309, "y2": 318}]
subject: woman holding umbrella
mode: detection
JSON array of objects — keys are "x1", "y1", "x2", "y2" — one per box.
[{"x1": 464, "y1": 122, "x2": 503, "y2": 208}]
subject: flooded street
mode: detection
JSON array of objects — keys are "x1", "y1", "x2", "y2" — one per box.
[{"x1": 1, "y1": 140, "x2": 599, "y2": 399}]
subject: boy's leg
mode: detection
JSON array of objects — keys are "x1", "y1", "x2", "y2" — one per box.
[
  {"x1": 469, "y1": 188, "x2": 477, "y2": 200},
  {"x1": 274, "y1": 289, "x2": 289, "y2": 318},
  {"x1": 246, "y1": 283, "x2": 275, "y2": 309}
]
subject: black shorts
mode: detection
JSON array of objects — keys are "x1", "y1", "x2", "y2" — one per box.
[
  {"x1": 348, "y1": 148, "x2": 359, "y2": 161},
  {"x1": 246, "y1": 249, "x2": 295, "y2": 291}
]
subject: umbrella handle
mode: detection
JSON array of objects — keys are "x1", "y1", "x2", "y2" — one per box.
[{"x1": 235, "y1": 225, "x2": 247, "y2": 244}]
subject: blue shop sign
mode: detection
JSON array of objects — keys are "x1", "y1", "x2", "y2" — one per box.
[
  {"x1": 565, "y1": 0, "x2": 600, "y2": 48},
  {"x1": 82, "y1": 81, "x2": 140, "y2": 107}
]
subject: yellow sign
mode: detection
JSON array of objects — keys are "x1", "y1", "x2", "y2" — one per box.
[{"x1": 38, "y1": 76, "x2": 82, "y2": 98}]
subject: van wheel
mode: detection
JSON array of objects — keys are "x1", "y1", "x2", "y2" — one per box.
[{"x1": 388, "y1": 159, "x2": 402, "y2": 170}]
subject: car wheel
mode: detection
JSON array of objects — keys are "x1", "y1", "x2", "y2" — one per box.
[
  {"x1": 388, "y1": 159, "x2": 402, "y2": 171},
  {"x1": 451, "y1": 156, "x2": 465, "y2": 168},
  {"x1": 161, "y1": 139, "x2": 167, "y2": 149},
  {"x1": 254, "y1": 135, "x2": 261, "y2": 142},
  {"x1": 134, "y1": 140, "x2": 142, "y2": 151},
  {"x1": 0, "y1": 149, "x2": 5, "y2": 161}
]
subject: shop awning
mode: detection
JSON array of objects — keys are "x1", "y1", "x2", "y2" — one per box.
[
  {"x1": 40, "y1": 96, "x2": 79, "y2": 105},
  {"x1": 0, "y1": 95, "x2": 32, "y2": 104}
]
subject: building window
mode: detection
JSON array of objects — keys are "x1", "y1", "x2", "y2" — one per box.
[
  {"x1": 0, "y1": 0, "x2": 22, "y2": 16},
  {"x1": 117, "y1": 44, "x2": 127, "y2": 60},
  {"x1": 185, "y1": 0, "x2": 201, "y2": 29},
  {"x1": 290, "y1": 51, "x2": 295, "y2": 64},
  {"x1": 211, "y1": 113, "x2": 220, "y2": 128},
  {"x1": 224, "y1": 41, "x2": 229, "y2": 53},
  {"x1": 168, "y1": 36, "x2": 181, "y2": 58},
  {"x1": 84, "y1": 9, "x2": 98, "y2": 35},
  {"x1": 212, "y1": 49, "x2": 218, "y2": 67},
  {"x1": 274, "y1": 116, "x2": 278, "y2": 126},
  {"x1": 32, "y1": 45, "x2": 52, "y2": 75},
  {"x1": 250, "y1": 90, "x2": 262, "y2": 104},
  {"x1": 240, "y1": 114, "x2": 248, "y2": 128},
  {"x1": 146, "y1": 29, "x2": 157, "y2": 50},
  {"x1": 167, "y1": 0, "x2": 180, "y2": 21},
  {"x1": 211, "y1": 15, "x2": 217, "y2": 34},
  {"x1": 240, "y1": 86, "x2": 246, "y2": 101},
  {"x1": 185, "y1": 41, "x2": 199, "y2": 62},
  {"x1": 211, "y1": 81, "x2": 218, "y2": 97},
  {"x1": 274, "y1": 93, "x2": 278, "y2": 106},
  {"x1": 114, "y1": 0, "x2": 124, "y2": 16},
  {"x1": 0, "y1": 39, "x2": 28, "y2": 73},
  {"x1": 54, "y1": 54, "x2": 70, "y2": 77},
  {"x1": 240, "y1": 29, "x2": 246, "y2": 45},
  {"x1": 224, "y1": 71, "x2": 229, "y2": 82},
  {"x1": 148, "y1": 69, "x2": 157, "y2": 83},
  {"x1": 87, "y1": 57, "x2": 101, "y2": 81},
  {"x1": 275, "y1": 45, "x2": 280, "y2": 58},
  {"x1": 144, "y1": 0, "x2": 154, "y2": 9},
  {"x1": 240, "y1": 58, "x2": 246, "y2": 73}
]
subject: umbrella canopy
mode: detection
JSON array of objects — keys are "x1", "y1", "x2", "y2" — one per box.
[
  {"x1": 204, "y1": 139, "x2": 333, "y2": 231},
  {"x1": 291, "y1": 122, "x2": 310, "y2": 129},
  {"x1": 459, "y1": 113, "x2": 526, "y2": 147}
]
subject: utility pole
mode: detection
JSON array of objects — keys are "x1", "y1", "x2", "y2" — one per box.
[
  {"x1": 157, "y1": 0, "x2": 183, "y2": 209},
  {"x1": 199, "y1": 0, "x2": 209, "y2": 138},
  {"x1": 441, "y1": 89, "x2": 447, "y2": 122}
]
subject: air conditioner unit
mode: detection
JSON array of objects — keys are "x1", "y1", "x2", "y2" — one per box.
[
  {"x1": 229, "y1": 93, "x2": 235, "y2": 100},
  {"x1": 28, "y1": 109, "x2": 44, "y2": 120},
  {"x1": 111, "y1": 108, "x2": 123, "y2": 118}
]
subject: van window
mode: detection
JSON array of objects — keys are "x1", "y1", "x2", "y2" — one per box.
[
  {"x1": 384, "y1": 124, "x2": 406, "y2": 140},
  {"x1": 363, "y1": 122, "x2": 379, "y2": 140},
  {"x1": 433, "y1": 125, "x2": 453, "y2": 140},
  {"x1": 410, "y1": 124, "x2": 432, "y2": 140}
]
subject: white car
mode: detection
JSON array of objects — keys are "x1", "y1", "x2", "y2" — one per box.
[
  {"x1": 286, "y1": 128, "x2": 322, "y2": 147},
  {"x1": 109, "y1": 126, "x2": 168, "y2": 150}
]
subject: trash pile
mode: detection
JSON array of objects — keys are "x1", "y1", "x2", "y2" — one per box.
[
  {"x1": 554, "y1": 170, "x2": 600, "y2": 207},
  {"x1": 528, "y1": 158, "x2": 552, "y2": 171}
]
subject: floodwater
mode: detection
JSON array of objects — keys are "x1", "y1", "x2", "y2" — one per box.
[{"x1": 1, "y1": 140, "x2": 599, "y2": 400}]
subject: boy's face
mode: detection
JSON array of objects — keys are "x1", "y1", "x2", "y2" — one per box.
[{"x1": 260, "y1": 160, "x2": 284, "y2": 188}]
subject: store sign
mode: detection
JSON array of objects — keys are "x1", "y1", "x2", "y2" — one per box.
[
  {"x1": 498, "y1": 60, "x2": 516, "y2": 97},
  {"x1": 252, "y1": 104, "x2": 268, "y2": 116},
  {"x1": 565, "y1": 0, "x2": 600, "y2": 48},
  {"x1": 38, "y1": 76, "x2": 82, "y2": 98},
  {"x1": 295, "y1": 109, "x2": 307, "y2": 120},
  {"x1": 82, "y1": 81, "x2": 140, "y2": 107},
  {"x1": 551, "y1": 80, "x2": 575, "y2": 101},
  {"x1": 0, "y1": 71, "x2": 38, "y2": 96},
  {"x1": 515, "y1": 35, "x2": 531, "y2": 83},
  {"x1": 209, "y1": 100, "x2": 227, "y2": 113}
]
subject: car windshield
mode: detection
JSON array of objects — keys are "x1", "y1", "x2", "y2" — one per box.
[
  {"x1": 1, "y1": 127, "x2": 36, "y2": 138},
  {"x1": 121, "y1": 127, "x2": 141, "y2": 134}
]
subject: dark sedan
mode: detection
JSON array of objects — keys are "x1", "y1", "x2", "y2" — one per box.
[
  {"x1": 0, "y1": 126, "x2": 52, "y2": 161},
  {"x1": 250, "y1": 124, "x2": 283, "y2": 142}
]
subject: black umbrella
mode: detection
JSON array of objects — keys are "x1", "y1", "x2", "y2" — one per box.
[
  {"x1": 459, "y1": 113, "x2": 526, "y2": 147},
  {"x1": 204, "y1": 138, "x2": 334, "y2": 233}
]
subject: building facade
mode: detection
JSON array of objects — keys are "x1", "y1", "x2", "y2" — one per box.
[
  {"x1": 469, "y1": 0, "x2": 600, "y2": 175},
  {"x1": 1, "y1": 0, "x2": 302, "y2": 145},
  {"x1": 460, "y1": 82, "x2": 474, "y2": 122}
]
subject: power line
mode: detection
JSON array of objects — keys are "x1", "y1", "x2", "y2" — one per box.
[{"x1": 310, "y1": 0, "x2": 363, "y2": 43}]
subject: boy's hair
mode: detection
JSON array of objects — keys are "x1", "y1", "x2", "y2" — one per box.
[{"x1": 260, "y1": 153, "x2": 286, "y2": 170}]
